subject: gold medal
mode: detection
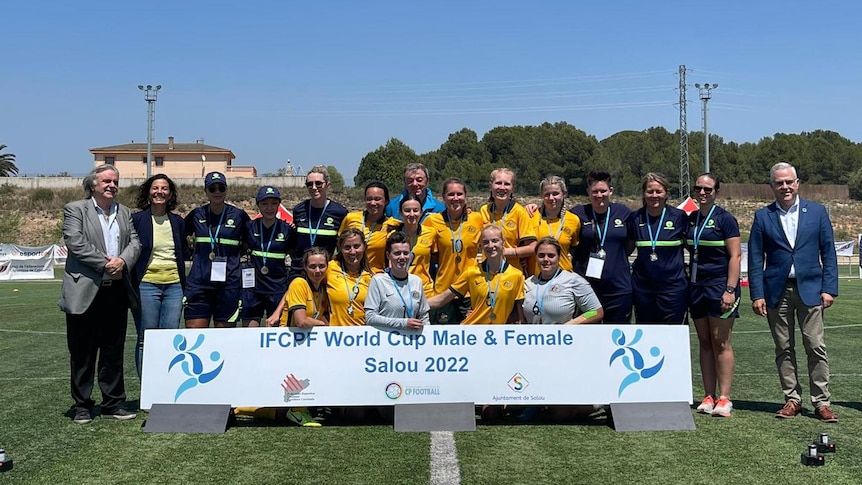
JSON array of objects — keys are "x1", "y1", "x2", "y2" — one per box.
[{"x1": 208, "y1": 252, "x2": 216, "y2": 261}]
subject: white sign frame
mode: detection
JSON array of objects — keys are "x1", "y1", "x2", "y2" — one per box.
[{"x1": 141, "y1": 325, "x2": 692, "y2": 409}]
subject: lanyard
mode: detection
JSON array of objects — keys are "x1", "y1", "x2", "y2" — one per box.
[
  {"x1": 444, "y1": 210, "x2": 465, "y2": 254},
  {"x1": 208, "y1": 206, "x2": 227, "y2": 255},
  {"x1": 542, "y1": 207, "x2": 566, "y2": 240},
  {"x1": 533, "y1": 269, "x2": 561, "y2": 317},
  {"x1": 591, "y1": 206, "x2": 611, "y2": 250},
  {"x1": 484, "y1": 259, "x2": 505, "y2": 310},
  {"x1": 258, "y1": 219, "x2": 277, "y2": 267},
  {"x1": 308, "y1": 278, "x2": 325, "y2": 319},
  {"x1": 692, "y1": 205, "x2": 717, "y2": 251},
  {"x1": 489, "y1": 199, "x2": 514, "y2": 229},
  {"x1": 388, "y1": 270, "x2": 414, "y2": 318},
  {"x1": 646, "y1": 207, "x2": 667, "y2": 253},
  {"x1": 361, "y1": 211, "x2": 382, "y2": 244},
  {"x1": 307, "y1": 200, "x2": 331, "y2": 246},
  {"x1": 341, "y1": 263, "x2": 363, "y2": 306}
]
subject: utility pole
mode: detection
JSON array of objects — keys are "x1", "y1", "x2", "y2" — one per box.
[
  {"x1": 138, "y1": 84, "x2": 162, "y2": 179},
  {"x1": 678, "y1": 65, "x2": 690, "y2": 199},
  {"x1": 695, "y1": 82, "x2": 718, "y2": 173}
]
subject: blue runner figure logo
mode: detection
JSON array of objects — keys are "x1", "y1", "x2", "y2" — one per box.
[
  {"x1": 608, "y1": 328, "x2": 664, "y2": 397},
  {"x1": 168, "y1": 334, "x2": 225, "y2": 402}
]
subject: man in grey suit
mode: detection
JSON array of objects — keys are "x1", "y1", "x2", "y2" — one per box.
[{"x1": 58, "y1": 165, "x2": 141, "y2": 424}]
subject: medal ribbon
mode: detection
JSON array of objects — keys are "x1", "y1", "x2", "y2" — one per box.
[
  {"x1": 591, "y1": 206, "x2": 611, "y2": 253},
  {"x1": 646, "y1": 207, "x2": 667, "y2": 254},
  {"x1": 208, "y1": 207, "x2": 227, "y2": 257},
  {"x1": 387, "y1": 269, "x2": 414, "y2": 318},
  {"x1": 259, "y1": 219, "x2": 277, "y2": 269},
  {"x1": 307, "y1": 200, "x2": 331, "y2": 246}
]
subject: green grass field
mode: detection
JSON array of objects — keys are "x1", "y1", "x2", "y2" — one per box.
[{"x1": 2, "y1": 278, "x2": 861, "y2": 484}]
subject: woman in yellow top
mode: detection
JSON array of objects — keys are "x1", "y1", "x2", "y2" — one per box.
[
  {"x1": 529, "y1": 175, "x2": 581, "y2": 274},
  {"x1": 428, "y1": 224, "x2": 525, "y2": 325},
  {"x1": 384, "y1": 194, "x2": 435, "y2": 297},
  {"x1": 279, "y1": 247, "x2": 330, "y2": 328},
  {"x1": 423, "y1": 177, "x2": 485, "y2": 323},
  {"x1": 327, "y1": 228, "x2": 373, "y2": 326},
  {"x1": 480, "y1": 168, "x2": 537, "y2": 273},
  {"x1": 338, "y1": 181, "x2": 389, "y2": 273}
]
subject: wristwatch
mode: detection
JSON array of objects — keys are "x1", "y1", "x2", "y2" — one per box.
[{"x1": 725, "y1": 286, "x2": 736, "y2": 294}]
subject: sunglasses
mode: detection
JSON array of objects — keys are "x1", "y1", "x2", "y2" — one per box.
[
  {"x1": 693, "y1": 186, "x2": 714, "y2": 194},
  {"x1": 305, "y1": 181, "x2": 325, "y2": 188},
  {"x1": 207, "y1": 184, "x2": 226, "y2": 193}
]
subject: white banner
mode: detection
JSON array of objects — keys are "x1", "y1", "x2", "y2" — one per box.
[
  {"x1": 141, "y1": 326, "x2": 693, "y2": 409},
  {"x1": 0, "y1": 244, "x2": 55, "y2": 280},
  {"x1": 835, "y1": 240, "x2": 855, "y2": 257},
  {"x1": 740, "y1": 242, "x2": 748, "y2": 274},
  {"x1": 53, "y1": 244, "x2": 67, "y2": 267}
]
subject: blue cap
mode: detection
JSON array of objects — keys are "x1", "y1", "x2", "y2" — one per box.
[
  {"x1": 256, "y1": 185, "x2": 281, "y2": 203},
  {"x1": 204, "y1": 171, "x2": 226, "y2": 188}
]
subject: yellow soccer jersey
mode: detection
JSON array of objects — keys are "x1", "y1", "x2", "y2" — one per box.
[
  {"x1": 450, "y1": 261, "x2": 525, "y2": 325},
  {"x1": 326, "y1": 260, "x2": 371, "y2": 326},
  {"x1": 281, "y1": 276, "x2": 329, "y2": 327},
  {"x1": 529, "y1": 210, "x2": 582, "y2": 274},
  {"x1": 480, "y1": 201, "x2": 538, "y2": 269},
  {"x1": 424, "y1": 211, "x2": 484, "y2": 295},
  {"x1": 339, "y1": 211, "x2": 388, "y2": 274}
]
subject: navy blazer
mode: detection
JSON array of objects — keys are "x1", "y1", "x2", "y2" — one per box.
[
  {"x1": 748, "y1": 198, "x2": 838, "y2": 308},
  {"x1": 131, "y1": 208, "x2": 188, "y2": 289}
]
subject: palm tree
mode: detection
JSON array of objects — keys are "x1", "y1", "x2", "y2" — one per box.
[{"x1": 0, "y1": 145, "x2": 18, "y2": 177}]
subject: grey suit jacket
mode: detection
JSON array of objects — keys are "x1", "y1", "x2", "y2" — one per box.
[{"x1": 58, "y1": 198, "x2": 142, "y2": 315}]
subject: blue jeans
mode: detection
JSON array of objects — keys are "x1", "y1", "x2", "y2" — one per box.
[{"x1": 132, "y1": 282, "x2": 183, "y2": 378}]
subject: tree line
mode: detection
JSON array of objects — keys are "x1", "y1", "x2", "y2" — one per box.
[{"x1": 354, "y1": 123, "x2": 862, "y2": 198}]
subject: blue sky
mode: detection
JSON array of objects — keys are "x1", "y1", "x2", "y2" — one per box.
[{"x1": 4, "y1": 1, "x2": 861, "y2": 182}]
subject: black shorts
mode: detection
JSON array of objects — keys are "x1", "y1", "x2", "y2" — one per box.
[
  {"x1": 183, "y1": 286, "x2": 242, "y2": 323},
  {"x1": 690, "y1": 284, "x2": 740, "y2": 319},
  {"x1": 241, "y1": 290, "x2": 282, "y2": 320}
]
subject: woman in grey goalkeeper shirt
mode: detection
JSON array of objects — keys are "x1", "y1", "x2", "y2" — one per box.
[
  {"x1": 523, "y1": 236, "x2": 604, "y2": 325},
  {"x1": 365, "y1": 231, "x2": 431, "y2": 329}
]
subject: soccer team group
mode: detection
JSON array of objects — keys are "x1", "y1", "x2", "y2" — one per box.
[{"x1": 59, "y1": 160, "x2": 839, "y2": 425}]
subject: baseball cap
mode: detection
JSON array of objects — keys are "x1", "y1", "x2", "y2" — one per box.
[
  {"x1": 256, "y1": 185, "x2": 282, "y2": 203},
  {"x1": 204, "y1": 171, "x2": 227, "y2": 188}
]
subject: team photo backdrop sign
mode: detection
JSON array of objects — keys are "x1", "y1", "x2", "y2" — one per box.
[{"x1": 141, "y1": 325, "x2": 692, "y2": 408}]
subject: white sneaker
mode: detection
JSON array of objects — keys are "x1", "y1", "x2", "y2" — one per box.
[
  {"x1": 712, "y1": 397, "x2": 733, "y2": 417},
  {"x1": 696, "y1": 395, "x2": 715, "y2": 414}
]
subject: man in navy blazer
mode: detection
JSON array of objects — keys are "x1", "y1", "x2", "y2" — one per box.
[
  {"x1": 58, "y1": 165, "x2": 141, "y2": 425},
  {"x1": 748, "y1": 162, "x2": 838, "y2": 422}
]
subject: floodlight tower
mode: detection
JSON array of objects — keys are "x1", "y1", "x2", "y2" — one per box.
[
  {"x1": 695, "y1": 83, "x2": 718, "y2": 173},
  {"x1": 138, "y1": 84, "x2": 162, "y2": 179}
]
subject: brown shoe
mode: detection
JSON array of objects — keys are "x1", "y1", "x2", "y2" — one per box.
[
  {"x1": 816, "y1": 406, "x2": 838, "y2": 423},
  {"x1": 775, "y1": 401, "x2": 802, "y2": 419}
]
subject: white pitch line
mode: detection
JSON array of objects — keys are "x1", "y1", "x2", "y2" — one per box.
[{"x1": 430, "y1": 431, "x2": 461, "y2": 485}]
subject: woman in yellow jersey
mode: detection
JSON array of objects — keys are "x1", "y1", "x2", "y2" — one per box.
[
  {"x1": 236, "y1": 247, "x2": 329, "y2": 427},
  {"x1": 338, "y1": 181, "x2": 389, "y2": 273},
  {"x1": 327, "y1": 228, "x2": 372, "y2": 325},
  {"x1": 529, "y1": 176, "x2": 581, "y2": 274},
  {"x1": 423, "y1": 177, "x2": 484, "y2": 324},
  {"x1": 428, "y1": 224, "x2": 525, "y2": 325},
  {"x1": 280, "y1": 247, "x2": 330, "y2": 328},
  {"x1": 480, "y1": 168, "x2": 537, "y2": 273},
  {"x1": 383, "y1": 194, "x2": 435, "y2": 297}
]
